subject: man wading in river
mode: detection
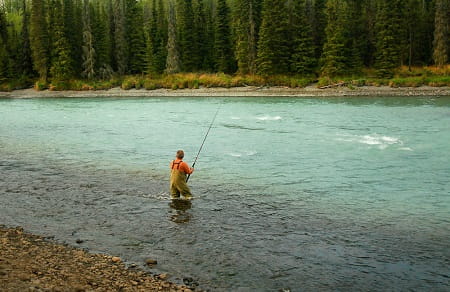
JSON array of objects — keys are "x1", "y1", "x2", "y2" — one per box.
[{"x1": 170, "y1": 150, "x2": 194, "y2": 200}]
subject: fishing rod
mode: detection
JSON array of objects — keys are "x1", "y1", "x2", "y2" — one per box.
[{"x1": 186, "y1": 105, "x2": 221, "y2": 183}]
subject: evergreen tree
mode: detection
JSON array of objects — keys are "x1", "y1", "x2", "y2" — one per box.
[
  {"x1": 63, "y1": 0, "x2": 81, "y2": 77},
  {"x1": 214, "y1": 0, "x2": 235, "y2": 73},
  {"x1": 257, "y1": 0, "x2": 290, "y2": 75},
  {"x1": 433, "y1": 0, "x2": 449, "y2": 66},
  {"x1": 146, "y1": 0, "x2": 167, "y2": 74},
  {"x1": 165, "y1": 0, "x2": 181, "y2": 73},
  {"x1": 308, "y1": 0, "x2": 327, "y2": 60},
  {"x1": 176, "y1": 0, "x2": 196, "y2": 71},
  {"x1": 345, "y1": 0, "x2": 364, "y2": 72},
  {"x1": 0, "y1": 4, "x2": 8, "y2": 81},
  {"x1": 82, "y1": 0, "x2": 95, "y2": 79},
  {"x1": 113, "y1": 0, "x2": 127, "y2": 75},
  {"x1": 374, "y1": 0, "x2": 407, "y2": 77},
  {"x1": 155, "y1": 0, "x2": 168, "y2": 72},
  {"x1": 320, "y1": 0, "x2": 349, "y2": 77},
  {"x1": 30, "y1": 0, "x2": 49, "y2": 81},
  {"x1": 48, "y1": 0, "x2": 74, "y2": 80},
  {"x1": 202, "y1": 0, "x2": 216, "y2": 71},
  {"x1": 290, "y1": 0, "x2": 316, "y2": 75},
  {"x1": 126, "y1": 0, "x2": 146, "y2": 73},
  {"x1": 360, "y1": 0, "x2": 377, "y2": 67},
  {"x1": 19, "y1": 0, "x2": 34, "y2": 77},
  {"x1": 192, "y1": 0, "x2": 208, "y2": 71},
  {"x1": 92, "y1": 0, "x2": 113, "y2": 79},
  {"x1": 234, "y1": 0, "x2": 262, "y2": 74}
]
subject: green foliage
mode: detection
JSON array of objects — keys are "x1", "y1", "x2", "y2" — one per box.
[
  {"x1": 234, "y1": 0, "x2": 262, "y2": 74},
  {"x1": 126, "y1": 0, "x2": 146, "y2": 73},
  {"x1": 0, "y1": 6, "x2": 8, "y2": 82},
  {"x1": 320, "y1": 0, "x2": 363, "y2": 77},
  {"x1": 214, "y1": 0, "x2": 235, "y2": 73},
  {"x1": 290, "y1": 0, "x2": 316, "y2": 75},
  {"x1": 48, "y1": 0, "x2": 74, "y2": 81},
  {"x1": 82, "y1": 0, "x2": 95, "y2": 79},
  {"x1": 176, "y1": 0, "x2": 196, "y2": 72},
  {"x1": 113, "y1": 0, "x2": 127, "y2": 75},
  {"x1": 30, "y1": 0, "x2": 49, "y2": 81},
  {"x1": 0, "y1": 0, "x2": 447, "y2": 88},
  {"x1": 374, "y1": 0, "x2": 407, "y2": 78},
  {"x1": 165, "y1": 0, "x2": 181, "y2": 74},
  {"x1": 433, "y1": 0, "x2": 449, "y2": 66},
  {"x1": 257, "y1": 0, "x2": 290, "y2": 75}
]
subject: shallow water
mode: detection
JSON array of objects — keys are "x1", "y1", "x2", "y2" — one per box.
[{"x1": 1, "y1": 96, "x2": 449, "y2": 291}]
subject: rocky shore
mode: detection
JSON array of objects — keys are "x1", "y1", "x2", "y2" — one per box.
[
  {"x1": 0, "y1": 85, "x2": 449, "y2": 98},
  {"x1": 0, "y1": 226, "x2": 193, "y2": 292}
]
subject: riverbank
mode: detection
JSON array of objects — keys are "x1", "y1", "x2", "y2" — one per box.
[
  {"x1": 1, "y1": 85, "x2": 450, "y2": 98},
  {"x1": 0, "y1": 226, "x2": 193, "y2": 292}
]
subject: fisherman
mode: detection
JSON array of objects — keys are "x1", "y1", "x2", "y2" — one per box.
[{"x1": 170, "y1": 150, "x2": 194, "y2": 200}]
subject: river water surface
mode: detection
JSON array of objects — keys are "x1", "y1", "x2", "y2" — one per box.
[{"x1": 0, "y1": 96, "x2": 449, "y2": 291}]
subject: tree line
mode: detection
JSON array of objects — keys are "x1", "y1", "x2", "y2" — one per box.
[{"x1": 0, "y1": 0, "x2": 448, "y2": 84}]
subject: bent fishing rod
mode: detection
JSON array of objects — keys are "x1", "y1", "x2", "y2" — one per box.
[{"x1": 186, "y1": 105, "x2": 221, "y2": 183}]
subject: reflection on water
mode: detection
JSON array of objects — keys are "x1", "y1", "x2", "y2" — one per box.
[{"x1": 169, "y1": 199, "x2": 192, "y2": 224}]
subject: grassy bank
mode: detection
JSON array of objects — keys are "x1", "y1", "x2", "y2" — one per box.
[{"x1": 1, "y1": 66, "x2": 449, "y2": 92}]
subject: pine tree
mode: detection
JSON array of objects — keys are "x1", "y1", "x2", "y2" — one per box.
[
  {"x1": 48, "y1": 0, "x2": 74, "y2": 80},
  {"x1": 433, "y1": 0, "x2": 449, "y2": 66},
  {"x1": 126, "y1": 0, "x2": 146, "y2": 74},
  {"x1": 257, "y1": 0, "x2": 290, "y2": 75},
  {"x1": 374, "y1": 0, "x2": 407, "y2": 77},
  {"x1": 192, "y1": 0, "x2": 208, "y2": 71},
  {"x1": 146, "y1": 0, "x2": 167, "y2": 74},
  {"x1": 290, "y1": 0, "x2": 316, "y2": 75},
  {"x1": 30, "y1": 0, "x2": 49, "y2": 81},
  {"x1": 113, "y1": 0, "x2": 127, "y2": 75},
  {"x1": 176, "y1": 0, "x2": 196, "y2": 71},
  {"x1": 360, "y1": 0, "x2": 377, "y2": 67},
  {"x1": 19, "y1": 0, "x2": 34, "y2": 77},
  {"x1": 345, "y1": 0, "x2": 364, "y2": 72},
  {"x1": 165, "y1": 0, "x2": 181, "y2": 74},
  {"x1": 234, "y1": 0, "x2": 262, "y2": 74},
  {"x1": 92, "y1": 0, "x2": 113, "y2": 79},
  {"x1": 63, "y1": 0, "x2": 81, "y2": 77},
  {"x1": 308, "y1": 0, "x2": 327, "y2": 60},
  {"x1": 0, "y1": 4, "x2": 8, "y2": 81},
  {"x1": 82, "y1": 0, "x2": 95, "y2": 79},
  {"x1": 320, "y1": 0, "x2": 349, "y2": 77},
  {"x1": 202, "y1": 0, "x2": 216, "y2": 72},
  {"x1": 214, "y1": 0, "x2": 235, "y2": 73}
]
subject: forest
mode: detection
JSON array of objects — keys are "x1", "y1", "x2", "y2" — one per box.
[{"x1": 0, "y1": 0, "x2": 449, "y2": 91}]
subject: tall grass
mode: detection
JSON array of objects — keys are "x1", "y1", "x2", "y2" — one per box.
[{"x1": 1, "y1": 65, "x2": 449, "y2": 92}]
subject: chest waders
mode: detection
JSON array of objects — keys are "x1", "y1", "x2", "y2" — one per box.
[{"x1": 170, "y1": 160, "x2": 193, "y2": 199}]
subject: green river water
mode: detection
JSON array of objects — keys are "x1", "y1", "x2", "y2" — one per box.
[{"x1": 0, "y1": 96, "x2": 449, "y2": 291}]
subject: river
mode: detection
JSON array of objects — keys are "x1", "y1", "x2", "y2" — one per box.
[{"x1": 1, "y1": 96, "x2": 449, "y2": 291}]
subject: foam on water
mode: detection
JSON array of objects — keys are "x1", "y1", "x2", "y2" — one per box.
[
  {"x1": 336, "y1": 133, "x2": 406, "y2": 150},
  {"x1": 256, "y1": 115, "x2": 282, "y2": 121}
]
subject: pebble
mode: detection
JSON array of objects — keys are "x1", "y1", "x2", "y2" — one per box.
[
  {"x1": 112, "y1": 257, "x2": 121, "y2": 263},
  {"x1": 158, "y1": 273, "x2": 168, "y2": 280},
  {"x1": 145, "y1": 258, "x2": 157, "y2": 265}
]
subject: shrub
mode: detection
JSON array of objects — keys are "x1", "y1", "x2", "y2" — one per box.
[{"x1": 34, "y1": 80, "x2": 48, "y2": 91}]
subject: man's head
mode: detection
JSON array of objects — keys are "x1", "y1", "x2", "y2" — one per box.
[{"x1": 176, "y1": 150, "x2": 184, "y2": 159}]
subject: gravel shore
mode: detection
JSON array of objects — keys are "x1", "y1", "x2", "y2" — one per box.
[
  {"x1": 0, "y1": 226, "x2": 193, "y2": 292},
  {"x1": 1, "y1": 85, "x2": 449, "y2": 98}
]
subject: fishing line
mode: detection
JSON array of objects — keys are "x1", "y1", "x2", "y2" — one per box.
[{"x1": 186, "y1": 104, "x2": 221, "y2": 182}]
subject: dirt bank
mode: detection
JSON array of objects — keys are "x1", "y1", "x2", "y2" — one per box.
[
  {"x1": 1, "y1": 85, "x2": 449, "y2": 98},
  {"x1": 0, "y1": 226, "x2": 193, "y2": 292}
]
